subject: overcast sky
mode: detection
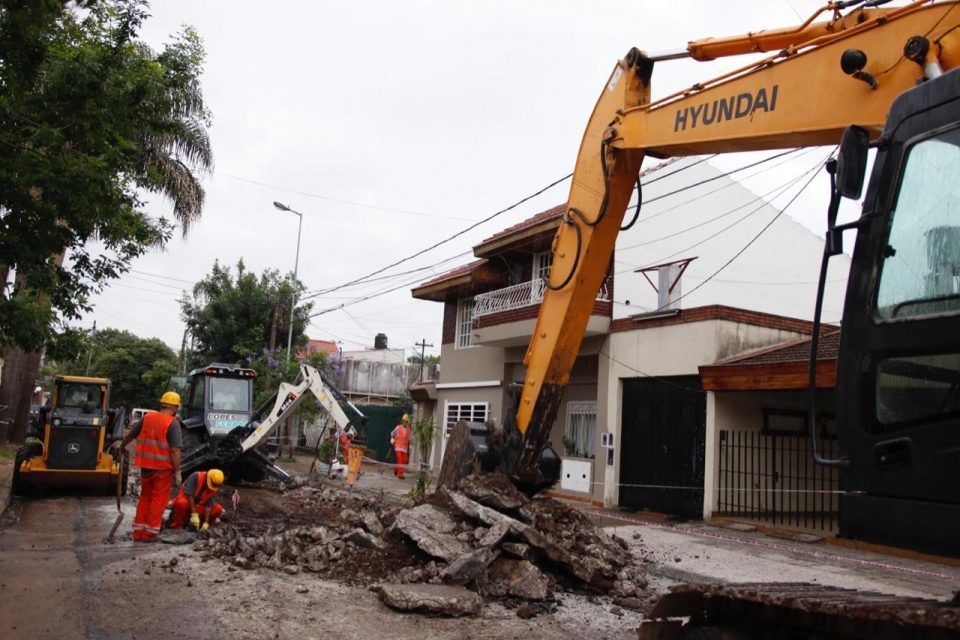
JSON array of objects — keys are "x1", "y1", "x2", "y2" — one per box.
[{"x1": 80, "y1": 0, "x2": 865, "y2": 358}]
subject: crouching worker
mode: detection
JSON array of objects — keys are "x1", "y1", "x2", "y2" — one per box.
[{"x1": 171, "y1": 468, "x2": 225, "y2": 531}]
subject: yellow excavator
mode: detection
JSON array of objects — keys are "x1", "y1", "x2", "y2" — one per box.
[
  {"x1": 441, "y1": 1, "x2": 960, "y2": 636},
  {"x1": 13, "y1": 375, "x2": 127, "y2": 495}
]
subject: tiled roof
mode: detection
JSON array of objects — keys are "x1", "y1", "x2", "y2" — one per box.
[
  {"x1": 716, "y1": 329, "x2": 841, "y2": 366},
  {"x1": 298, "y1": 339, "x2": 340, "y2": 357},
  {"x1": 478, "y1": 204, "x2": 564, "y2": 246},
  {"x1": 414, "y1": 258, "x2": 488, "y2": 289}
]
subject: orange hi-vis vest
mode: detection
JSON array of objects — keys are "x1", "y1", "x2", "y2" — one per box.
[
  {"x1": 391, "y1": 424, "x2": 411, "y2": 453},
  {"x1": 134, "y1": 412, "x2": 175, "y2": 470},
  {"x1": 179, "y1": 470, "x2": 218, "y2": 507}
]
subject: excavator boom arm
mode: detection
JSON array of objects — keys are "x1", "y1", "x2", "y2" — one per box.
[{"x1": 516, "y1": 0, "x2": 960, "y2": 469}]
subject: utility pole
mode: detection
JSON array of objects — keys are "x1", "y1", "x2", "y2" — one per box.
[
  {"x1": 273, "y1": 202, "x2": 303, "y2": 374},
  {"x1": 85, "y1": 321, "x2": 97, "y2": 375},
  {"x1": 179, "y1": 328, "x2": 188, "y2": 375},
  {"x1": 415, "y1": 339, "x2": 433, "y2": 382}
]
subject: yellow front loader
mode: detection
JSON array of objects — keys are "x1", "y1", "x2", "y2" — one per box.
[{"x1": 13, "y1": 375, "x2": 127, "y2": 495}]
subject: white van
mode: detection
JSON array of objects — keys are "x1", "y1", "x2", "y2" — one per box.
[{"x1": 130, "y1": 408, "x2": 155, "y2": 423}]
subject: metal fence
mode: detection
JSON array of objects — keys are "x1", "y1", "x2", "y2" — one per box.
[{"x1": 717, "y1": 430, "x2": 840, "y2": 532}]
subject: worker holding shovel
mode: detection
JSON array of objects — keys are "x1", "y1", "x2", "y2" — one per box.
[{"x1": 111, "y1": 391, "x2": 183, "y2": 542}]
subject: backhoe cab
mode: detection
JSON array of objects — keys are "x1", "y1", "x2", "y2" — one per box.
[
  {"x1": 13, "y1": 376, "x2": 128, "y2": 495},
  {"x1": 178, "y1": 362, "x2": 366, "y2": 484}
]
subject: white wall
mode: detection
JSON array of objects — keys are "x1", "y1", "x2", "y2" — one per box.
[{"x1": 613, "y1": 158, "x2": 850, "y2": 325}]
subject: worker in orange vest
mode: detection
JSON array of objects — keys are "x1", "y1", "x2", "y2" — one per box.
[
  {"x1": 338, "y1": 428, "x2": 352, "y2": 464},
  {"x1": 390, "y1": 413, "x2": 412, "y2": 479},
  {"x1": 112, "y1": 391, "x2": 183, "y2": 541},
  {"x1": 170, "y1": 469, "x2": 225, "y2": 531}
]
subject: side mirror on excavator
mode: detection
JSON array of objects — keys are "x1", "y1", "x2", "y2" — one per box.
[
  {"x1": 825, "y1": 125, "x2": 870, "y2": 256},
  {"x1": 837, "y1": 124, "x2": 870, "y2": 200}
]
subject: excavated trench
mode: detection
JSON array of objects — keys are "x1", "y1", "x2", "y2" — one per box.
[{"x1": 194, "y1": 473, "x2": 657, "y2": 617}]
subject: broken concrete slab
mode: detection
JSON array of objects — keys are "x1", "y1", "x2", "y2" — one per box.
[
  {"x1": 362, "y1": 511, "x2": 384, "y2": 537},
  {"x1": 487, "y1": 558, "x2": 550, "y2": 601},
  {"x1": 443, "y1": 487, "x2": 608, "y2": 585},
  {"x1": 344, "y1": 528, "x2": 385, "y2": 550},
  {"x1": 725, "y1": 522, "x2": 758, "y2": 533},
  {"x1": 460, "y1": 473, "x2": 528, "y2": 512},
  {"x1": 393, "y1": 504, "x2": 470, "y2": 562},
  {"x1": 443, "y1": 487, "x2": 525, "y2": 531},
  {"x1": 378, "y1": 583, "x2": 483, "y2": 617},
  {"x1": 440, "y1": 546, "x2": 499, "y2": 585},
  {"x1": 502, "y1": 542, "x2": 530, "y2": 559},
  {"x1": 478, "y1": 521, "x2": 510, "y2": 548}
]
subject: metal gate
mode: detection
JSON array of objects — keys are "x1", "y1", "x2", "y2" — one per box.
[
  {"x1": 717, "y1": 430, "x2": 840, "y2": 532},
  {"x1": 619, "y1": 376, "x2": 706, "y2": 517}
]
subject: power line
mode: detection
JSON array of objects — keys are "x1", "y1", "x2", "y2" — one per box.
[
  {"x1": 307, "y1": 151, "x2": 823, "y2": 317},
  {"x1": 622, "y1": 154, "x2": 826, "y2": 274},
  {"x1": 301, "y1": 172, "x2": 574, "y2": 302},
  {"x1": 668, "y1": 154, "x2": 828, "y2": 307},
  {"x1": 305, "y1": 150, "x2": 800, "y2": 303},
  {"x1": 129, "y1": 269, "x2": 196, "y2": 285}
]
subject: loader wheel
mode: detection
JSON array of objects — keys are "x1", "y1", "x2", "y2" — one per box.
[{"x1": 11, "y1": 443, "x2": 41, "y2": 497}]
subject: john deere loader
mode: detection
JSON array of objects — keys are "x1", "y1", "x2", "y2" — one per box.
[{"x1": 12, "y1": 375, "x2": 128, "y2": 495}]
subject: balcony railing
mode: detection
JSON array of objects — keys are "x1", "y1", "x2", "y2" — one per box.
[{"x1": 473, "y1": 277, "x2": 610, "y2": 319}]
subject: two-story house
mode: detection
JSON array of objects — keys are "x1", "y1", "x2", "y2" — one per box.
[{"x1": 413, "y1": 156, "x2": 851, "y2": 530}]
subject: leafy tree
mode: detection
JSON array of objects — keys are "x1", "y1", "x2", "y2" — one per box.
[
  {"x1": 0, "y1": 0, "x2": 212, "y2": 441},
  {"x1": 407, "y1": 354, "x2": 440, "y2": 367},
  {"x1": 57, "y1": 328, "x2": 178, "y2": 409},
  {"x1": 0, "y1": 0, "x2": 212, "y2": 349},
  {"x1": 180, "y1": 259, "x2": 313, "y2": 374}
]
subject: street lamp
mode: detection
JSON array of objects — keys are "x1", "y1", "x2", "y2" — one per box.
[{"x1": 273, "y1": 201, "x2": 303, "y2": 372}]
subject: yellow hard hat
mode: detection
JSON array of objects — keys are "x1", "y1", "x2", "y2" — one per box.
[
  {"x1": 159, "y1": 391, "x2": 181, "y2": 407},
  {"x1": 402, "y1": 413, "x2": 410, "y2": 423},
  {"x1": 206, "y1": 468, "x2": 225, "y2": 490}
]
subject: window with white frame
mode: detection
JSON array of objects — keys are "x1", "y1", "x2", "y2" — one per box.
[
  {"x1": 532, "y1": 251, "x2": 553, "y2": 299},
  {"x1": 456, "y1": 297, "x2": 475, "y2": 348},
  {"x1": 443, "y1": 402, "x2": 488, "y2": 442},
  {"x1": 563, "y1": 401, "x2": 596, "y2": 459}
]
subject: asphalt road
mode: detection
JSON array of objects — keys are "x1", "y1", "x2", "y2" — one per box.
[
  {"x1": 1, "y1": 478, "x2": 957, "y2": 640},
  {"x1": 0, "y1": 493, "x2": 643, "y2": 640}
]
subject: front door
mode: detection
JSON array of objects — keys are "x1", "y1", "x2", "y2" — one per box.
[{"x1": 619, "y1": 376, "x2": 706, "y2": 517}]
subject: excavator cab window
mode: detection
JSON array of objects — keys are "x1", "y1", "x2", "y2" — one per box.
[
  {"x1": 875, "y1": 351, "x2": 960, "y2": 431},
  {"x1": 876, "y1": 126, "x2": 960, "y2": 320}
]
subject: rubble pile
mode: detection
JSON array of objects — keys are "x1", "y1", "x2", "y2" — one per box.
[{"x1": 195, "y1": 474, "x2": 652, "y2": 617}]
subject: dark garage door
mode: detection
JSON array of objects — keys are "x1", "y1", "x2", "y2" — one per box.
[{"x1": 620, "y1": 376, "x2": 706, "y2": 517}]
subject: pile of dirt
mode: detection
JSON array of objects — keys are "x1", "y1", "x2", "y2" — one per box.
[{"x1": 194, "y1": 474, "x2": 654, "y2": 616}]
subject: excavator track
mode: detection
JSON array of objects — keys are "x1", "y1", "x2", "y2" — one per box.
[{"x1": 640, "y1": 582, "x2": 960, "y2": 639}]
